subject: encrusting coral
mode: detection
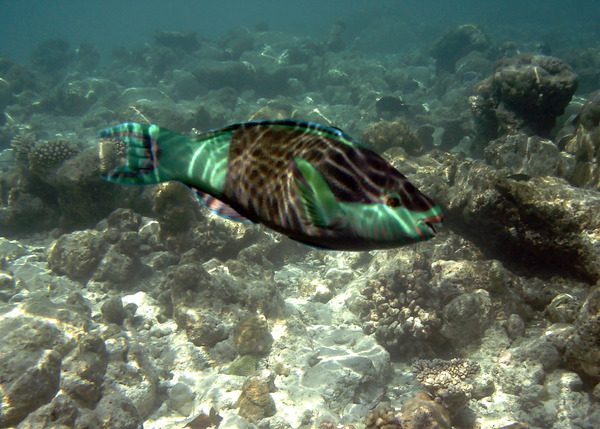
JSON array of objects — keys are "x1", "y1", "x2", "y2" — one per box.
[
  {"x1": 565, "y1": 284, "x2": 600, "y2": 378},
  {"x1": 234, "y1": 313, "x2": 273, "y2": 356},
  {"x1": 361, "y1": 120, "x2": 423, "y2": 155},
  {"x1": 364, "y1": 393, "x2": 451, "y2": 429},
  {"x1": 229, "y1": 354, "x2": 259, "y2": 377},
  {"x1": 237, "y1": 373, "x2": 276, "y2": 423}
]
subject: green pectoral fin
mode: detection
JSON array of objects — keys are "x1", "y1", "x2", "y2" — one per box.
[{"x1": 292, "y1": 156, "x2": 343, "y2": 228}]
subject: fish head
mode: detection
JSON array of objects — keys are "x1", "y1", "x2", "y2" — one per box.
[{"x1": 340, "y1": 176, "x2": 443, "y2": 248}]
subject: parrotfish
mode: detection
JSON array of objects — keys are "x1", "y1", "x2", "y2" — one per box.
[{"x1": 100, "y1": 120, "x2": 442, "y2": 250}]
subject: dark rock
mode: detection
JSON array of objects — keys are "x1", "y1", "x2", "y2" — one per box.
[
  {"x1": 484, "y1": 132, "x2": 575, "y2": 179},
  {"x1": 423, "y1": 152, "x2": 600, "y2": 282},
  {"x1": 72, "y1": 43, "x2": 100, "y2": 72},
  {"x1": 563, "y1": 47, "x2": 600, "y2": 94},
  {"x1": 470, "y1": 54, "x2": 579, "y2": 143},
  {"x1": 3, "y1": 63, "x2": 36, "y2": 93},
  {"x1": 101, "y1": 296, "x2": 126, "y2": 325},
  {"x1": 237, "y1": 376, "x2": 276, "y2": 422},
  {"x1": 565, "y1": 285, "x2": 600, "y2": 377},
  {"x1": 151, "y1": 181, "x2": 202, "y2": 245},
  {"x1": 15, "y1": 394, "x2": 81, "y2": 429},
  {"x1": 441, "y1": 290, "x2": 491, "y2": 348},
  {"x1": 361, "y1": 120, "x2": 423, "y2": 155},
  {"x1": 49, "y1": 228, "x2": 106, "y2": 282},
  {"x1": 30, "y1": 38, "x2": 71, "y2": 74},
  {"x1": 54, "y1": 79, "x2": 102, "y2": 116},
  {"x1": 179, "y1": 310, "x2": 227, "y2": 347},
  {"x1": 60, "y1": 334, "x2": 108, "y2": 407},
  {"x1": 234, "y1": 314, "x2": 273, "y2": 356},
  {"x1": 218, "y1": 26, "x2": 255, "y2": 60},
  {"x1": 193, "y1": 60, "x2": 255, "y2": 91},
  {"x1": 0, "y1": 349, "x2": 62, "y2": 427},
  {"x1": 50, "y1": 148, "x2": 129, "y2": 229},
  {"x1": 564, "y1": 90, "x2": 600, "y2": 190},
  {"x1": 153, "y1": 30, "x2": 199, "y2": 53},
  {"x1": 91, "y1": 244, "x2": 140, "y2": 285},
  {"x1": 431, "y1": 24, "x2": 491, "y2": 74},
  {"x1": 90, "y1": 392, "x2": 143, "y2": 429}
]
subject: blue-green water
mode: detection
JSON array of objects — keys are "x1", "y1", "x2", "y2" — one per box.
[{"x1": 0, "y1": 1, "x2": 599, "y2": 428}]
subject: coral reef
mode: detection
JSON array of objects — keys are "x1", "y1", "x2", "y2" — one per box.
[
  {"x1": 430, "y1": 24, "x2": 491, "y2": 74},
  {"x1": 361, "y1": 120, "x2": 423, "y2": 155},
  {"x1": 364, "y1": 394, "x2": 451, "y2": 429},
  {"x1": 564, "y1": 90, "x2": 600, "y2": 189},
  {"x1": 411, "y1": 358, "x2": 481, "y2": 410},
  {"x1": 356, "y1": 255, "x2": 445, "y2": 357},
  {"x1": 229, "y1": 354, "x2": 260, "y2": 376},
  {"x1": 27, "y1": 139, "x2": 80, "y2": 171},
  {"x1": 234, "y1": 313, "x2": 274, "y2": 356},
  {"x1": 1, "y1": 12, "x2": 600, "y2": 429},
  {"x1": 10, "y1": 131, "x2": 38, "y2": 164},
  {"x1": 470, "y1": 54, "x2": 579, "y2": 144},
  {"x1": 484, "y1": 131, "x2": 575, "y2": 180},
  {"x1": 565, "y1": 284, "x2": 600, "y2": 378},
  {"x1": 237, "y1": 374, "x2": 276, "y2": 422},
  {"x1": 11, "y1": 133, "x2": 79, "y2": 172}
]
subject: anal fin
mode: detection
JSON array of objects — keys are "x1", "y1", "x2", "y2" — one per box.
[{"x1": 190, "y1": 187, "x2": 254, "y2": 224}]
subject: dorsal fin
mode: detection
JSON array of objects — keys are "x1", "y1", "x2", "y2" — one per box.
[{"x1": 220, "y1": 119, "x2": 367, "y2": 148}]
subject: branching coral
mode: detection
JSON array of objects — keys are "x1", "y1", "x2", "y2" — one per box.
[
  {"x1": 359, "y1": 272, "x2": 443, "y2": 357},
  {"x1": 98, "y1": 137, "x2": 127, "y2": 174},
  {"x1": 411, "y1": 358, "x2": 480, "y2": 410},
  {"x1": 10, "y1": 133, "x2": 79, "y2": 172},
  {"x1": 10, "y1": 131, "x2": 37, "y2": 164},
  {"x1": 28, "y1": 139, "x2": 79, "y2": 171}
]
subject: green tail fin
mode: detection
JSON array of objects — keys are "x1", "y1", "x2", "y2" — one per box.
[{"x1": 99, "y1": 122, "x2": 185, "y2": 185}]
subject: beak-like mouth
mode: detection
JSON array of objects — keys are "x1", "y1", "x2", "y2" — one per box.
[{"x1": 425, "y1": 221, "x2": 437, "y2": 234}]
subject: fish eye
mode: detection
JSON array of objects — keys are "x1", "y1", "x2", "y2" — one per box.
[{"x1": 386, "y1": 197, "x2": 401, "y2": 207}]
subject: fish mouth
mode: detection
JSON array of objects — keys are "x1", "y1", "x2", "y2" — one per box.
[
  {"x1": 422, "y1": 212, "x2": 444, "y2": 235},
  {"x1": 425, "y1": 221, "x2": 437, "y2": 234}
]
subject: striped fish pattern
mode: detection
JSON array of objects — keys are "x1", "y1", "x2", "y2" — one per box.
[{"x1": 101, "y1": 120, "x2": 443, "y2": 250}]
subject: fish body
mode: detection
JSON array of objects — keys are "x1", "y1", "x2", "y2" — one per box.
[{"x1": 100, "y1": 120, "x2": 442, "y2": 250}]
